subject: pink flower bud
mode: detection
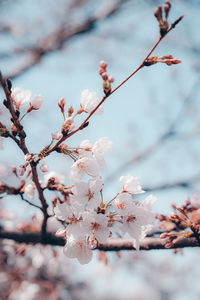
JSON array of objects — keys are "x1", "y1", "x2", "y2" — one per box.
[
  {"x1": 154, "y1": 6, "x2": 163, "y2": 22},
  {"x1": 99, "y1": 68, "x2": 104, "y2": 75},
  {"x1": 52, "y1": 131, "x2": 63, "y2": 140},
  {"x1": 102, "y1": 72, "x2": 108, "y2": 80},
  {"x1": 58, "y1": 97, "x2": 66, "y2": 113},
  {"x1": 68, "y1": 105, "x2": 74, "y2": 117},
  {"x1": 108, "y1": 76, "x2": 115, "y2": 83},
  {"x1": 99, "y1": 60, "x2": 107, "y2": 69}
]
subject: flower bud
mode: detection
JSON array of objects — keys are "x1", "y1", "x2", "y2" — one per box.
[
  {"x1": 30, "y1": 95, "x2": 43, "y2": 110},
  {"x1": 58, "y1": 97, "x2": 66, "y2": 113},
  {"x1": 99, "y1": 60, "x2": 107, "y2": 69},
  {"x1": 52, "y1": 131, "x2": 63, "y2": 140},
  {"x1": 102, "y1": 72, "x2": 108, "y2": 81},
  {"x1": 68, "y1": 105, "x2": 74, "y2": 117},
  {"x1": 154, "y1": 6, "x2": 163, "y2": 22}
]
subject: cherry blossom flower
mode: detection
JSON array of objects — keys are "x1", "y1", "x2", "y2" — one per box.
[
  {"x1": 62, "y1": 117, "x2": 74, "y2": 132},
  {"x1": 64, "y1": 235, "x2": 93, "y2": 264},
  {"x1": 119, "y1": 195, "x2": 157, "y2": 250},
  {"x1": 54, "y1": 202, "x2": 85, "y2": 238},
  {"x1": 71, "y1": 177, "x2": 103, "y2": 209},
  {"x1": 80, "y1": 89, "x2": 103, "y2": 115},
  {"x1": 24, "y1": 183, "x2": 35, "y2": 200},
  {"x1": 113, "y1": 192, "x2": 133, "y2": 216},
  {"x1": 70, "y1": 157, "x2": 99, "y2": 182},
  {"x1": 81, "y1": 211, "x2": 110, "y2": 243},
  {"x1": 77, "y1": 139, "x2": 92, "y2": 158},
  {"x1": 92, "y1": 137, "x2": 112, "y2": 167},
  {"x1": 30, "y1": 95, "x2": 43, "y2": 110},
  {"x1": 120, "y1": 174, "x2": 144, "y2": 194},
  {"x1": 11, "y1": 87, "x2": 31, "y2": 109}
]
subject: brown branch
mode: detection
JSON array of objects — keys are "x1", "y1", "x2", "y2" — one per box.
[
  {"x1": 0, "y1": 72, "x2": 49, "y2": 239},
  {"x1": 0, "y1": 230, "x2": 198, "y2": 250},
  {"x1": 44, "y1": 15, "x2": 184, "y2": 157},
  {"x1": 19, "y1": 194, "x2": 42, "y2": 211}
]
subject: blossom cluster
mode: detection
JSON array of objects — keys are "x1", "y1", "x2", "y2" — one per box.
[
  {"x1": 0, "y1": 82, "x2": 158, "y2": 265},
  {"x1": 52, "y1": 137, "x2": 156, "y2": 264}
]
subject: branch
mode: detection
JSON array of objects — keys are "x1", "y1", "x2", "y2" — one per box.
[
  {"x1": 0, "y1": 72, "x2": 49, "y2": 238},
  {"x1": 0, "y1": 231, "x2": 198, "y2": 250},
  {"x1": 7, "y1": 0, "x2": 126, "y2": 79},
  {"x1": 45, "y1": 15, "x2": 184, "y2": 157}
]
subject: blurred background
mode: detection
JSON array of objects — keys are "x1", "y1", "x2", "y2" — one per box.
[{"x1": 0, "y1": 0, "x2": 200, "y2": 299}]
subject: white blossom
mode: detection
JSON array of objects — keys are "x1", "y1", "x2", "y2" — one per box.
[
  {"x1": 77, "y1": 139, "x2": 92, "y2": 158},
  {"x1": 24, "y1": 183, "x2": 35, "y2": 200},
  {"x1": 64, "y1": 235, "x2": 93, "y2": 264},
  {"x1": 120, "y1": 195, "x2": 157, "y2": 250},
  {"x1": 80, "y1": 89, "x2": 103, "y2": 114},
  {"x1": 92, "y1": 137, "x2": 112, "y2": 168},
  {"x1": 11, "y1": 87, "x2": 31, "y2": 108},
  {"x1": 30, "y1": 95, "x2": 43, "y2": 110},
  {"x1": 70, "y1": 157, "x2": 99, "y2": 182},
  {"x1": 81, "y1": 211, "x2": 110, "y2": 243},
  {"x1": 120, "y1": 174, "x2": 144, "y2": 194},
  {"x1": 71, "y1": 177, "x2": 103, "y2": 209},
  {"x1": 113, "y1": 192, "x2": 133, "y2": 216}
]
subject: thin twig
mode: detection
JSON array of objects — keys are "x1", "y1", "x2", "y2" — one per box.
[{"x1": 45, "y1": 15, "x2": 184, "y2": 157}]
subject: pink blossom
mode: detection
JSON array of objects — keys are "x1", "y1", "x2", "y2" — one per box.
[{"x1": 52, "y1": 131, "x2": 63, "y2": 140}]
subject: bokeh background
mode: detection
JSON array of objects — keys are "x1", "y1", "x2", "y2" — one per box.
[{"x1": 0, "y1": 0, "x2": 200, "y2": 299}]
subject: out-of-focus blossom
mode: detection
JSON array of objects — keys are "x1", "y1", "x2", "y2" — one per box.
[
  {"x1": 80, "y1": 89, "x2": 103, "y2": 114},
  {"x1": 24, "y1": 183, "x2": 35, "y2": 200},
  {"x1": 64, "y1": 235, "x2": 93, "y2": 265},
  {"x1": 11, "y1": 87, "x2": 31, "y2": 109}
]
